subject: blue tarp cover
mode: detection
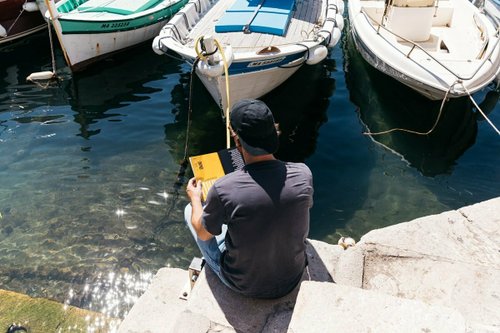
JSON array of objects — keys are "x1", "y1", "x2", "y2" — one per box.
[{"x1": 215, "y1": 0, "x2": 295, "y2": 35}]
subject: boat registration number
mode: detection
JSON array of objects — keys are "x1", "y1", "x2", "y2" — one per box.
[
  {"x1": 101, "y1": 22, "x2": 131, "y2": 28},
  {"x1": 248, "y1": 57, "x2": 285, "y2": 67}
]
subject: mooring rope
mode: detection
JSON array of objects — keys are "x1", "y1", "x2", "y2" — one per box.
[
  {"x1": 29, "y1": 20, "x2": 59, "y2": 89},
  {"x1": 6, "y1": 0, "x2": 27, "y2": 35},
  {"x1": 48, "y1": 19, "x2": 57, "y2": 75},
  {"x1": 363, "y1": 82, "x2": 454, "y2": 136},
  {"x1": 461, "y1": 83, "x2": 500, "y2": 135},
  {"x1": 213, "y1": 39, "x2": 232, "y2": 148}
]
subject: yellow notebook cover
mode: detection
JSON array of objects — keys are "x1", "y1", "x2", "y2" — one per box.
[{"x1": 189, "y1": 147, "x2": 244, "y2": 201}]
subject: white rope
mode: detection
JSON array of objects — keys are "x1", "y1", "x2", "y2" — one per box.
[
  {"x1": 6, "y1": 0, "x2": 28, "y2": 34},
  {"x1": 461, "y1": 83, "x2": 500, "y2": 135},
  {"x1": 48, "y1": 20, "x2": 57, "y2": 74}
]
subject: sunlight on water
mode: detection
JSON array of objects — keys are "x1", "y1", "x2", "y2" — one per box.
[{"x1": 64, "y1": 271, "x2": 154, "y2": 320}]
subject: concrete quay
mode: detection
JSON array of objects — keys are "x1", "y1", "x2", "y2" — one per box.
[{"x1": 117, "y1": 197, "x2": 500, "y2": 333}]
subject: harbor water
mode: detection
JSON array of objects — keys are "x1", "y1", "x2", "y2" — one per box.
[{"x1": 0, "y1": 30, "x2": 498, "y2": 319}]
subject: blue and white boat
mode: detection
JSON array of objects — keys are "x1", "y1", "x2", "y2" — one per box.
[
  {"x1": 43, "y1": 0, "x2": 188, "y2": 71},
  {"x1": 152, "y1": 0, "x2": 345, "y2": 111}
]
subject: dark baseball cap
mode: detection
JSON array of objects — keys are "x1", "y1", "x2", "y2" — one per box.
[{"x1": 230, "y1": 99, "x2": 279, "y2": 156}]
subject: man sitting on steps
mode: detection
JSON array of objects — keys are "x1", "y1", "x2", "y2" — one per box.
[{"x1": 185, "y1": 99, "x2": 314, "y2": 299}]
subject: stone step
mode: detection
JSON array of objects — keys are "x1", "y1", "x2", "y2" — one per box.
[
  {"x1": 288, "y1": 281, "x2": 469, "y2": 333},
  {"x1": 169, "y1": 239, "x2": 345, "y2": 333},
  {"x1": 117, "y1": 268, "x2": 188, "y2": 333},
  {"x1": 334, "y1": 197, "x2": 500, "y2": 330}
]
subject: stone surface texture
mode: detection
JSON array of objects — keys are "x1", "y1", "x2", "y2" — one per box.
[{"x1": 118, "y1": 197, "x2": 500, "y2": 333}]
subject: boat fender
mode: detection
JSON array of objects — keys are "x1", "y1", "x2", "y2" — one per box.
[
  {"x1": 26, "y1": 71, "x2": 55, "y2": 82},
  {"x1": 335, "y1": 14, "x2": 344, "y2": 31},
  {"x1": 0, "y1": 24, "x2": 6, "y2": 38},
  {"x1": 306, "y1": 45, "x2": 328, "y2": 65},
  {"x1": 152, "y1": 36, "x2": 169, "y2": 55},
  {"x1": 328, "y1": 28, "x2": 342, "y2": 48},
  {"x1": 328, "y1": 2, "x2": 344, "y2": 16},
  {"x1": 336, "y1": 1, "x2": 345, "y2": 14},
  {"x1": 197, "y1": 45, "x2": 234, "y2": 78},
  {"x1": 22, "y1": 1, "x2": 40, "y2": 12}
]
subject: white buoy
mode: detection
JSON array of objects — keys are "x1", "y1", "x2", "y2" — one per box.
[
  {"x1": 338, "y1": 236, "x2": 356, "y2": 250},
  {"x1": 27, "y1": 18, "x2": 58, "y2": 85},
  {"x1": 26, "y1": 71, "x2": 56, "y2": 82},
  {"x1": 22, "y1": 2, "x2": 40, "y2": 12}
]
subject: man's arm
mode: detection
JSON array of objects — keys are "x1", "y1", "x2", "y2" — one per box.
[{"x1": 186, "y1": 177, "x2": 214, "y2": 241}]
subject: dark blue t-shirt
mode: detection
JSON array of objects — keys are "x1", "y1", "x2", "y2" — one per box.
[{"x1": 202, "y1": 160, "x2": 313, "y2": 298}]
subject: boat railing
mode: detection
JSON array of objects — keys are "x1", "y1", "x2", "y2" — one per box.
[{"x1": 361, "y1": 8, "x2": 500, "y2": 81}]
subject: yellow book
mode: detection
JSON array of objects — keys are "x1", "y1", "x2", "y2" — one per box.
[{"x1": 189, "y1": 147, "x2": 244, "y2": 201}]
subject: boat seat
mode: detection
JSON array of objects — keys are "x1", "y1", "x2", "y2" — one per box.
[
  {"x1": 388, "y1": 5, "x2": 435, "y2": 41},
  {"x1": 392, "y1": 0, "x2": 435, "y2": 7},
  {"x1": 77, "y1": 0, "x2": 164, "y2": 15},
  {"x1": 431, "y1": 1, "x2": 454, "y2": 27},
  {"x1": 215, "y1": 0, "x2": 296, "y2": 35}
]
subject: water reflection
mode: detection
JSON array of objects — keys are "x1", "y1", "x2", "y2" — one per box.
[
  {"x1": 163, "y1": 59, "x2": 336, "y2": 166},
  {"x1": 263, "y1": 58, "x2": 336, "y2": 162},
  {"x1": 344, "y1": 33, "x2": 479, "y2": 177},
  {"x1": 64, "y1": 46, "x2": 173, "y2": 139}
]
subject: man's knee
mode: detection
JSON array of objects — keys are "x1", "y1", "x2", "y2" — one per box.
[{"x1": 184, "y1": 203, "x2": 192, "y2": 225}]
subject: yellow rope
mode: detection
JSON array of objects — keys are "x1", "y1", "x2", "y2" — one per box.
[
  {"x1": 213, "y1": 39, "x2": 232, "y2": 149},
  {"x1": 194, "y1": 36, "x2": 208, "y2": 62},
  {"x1": 363, "y1": 84, "x2": 453, "y2": 136},
  {"x1": 193, "y1": 36, "x2": 232, "y2": 147}
]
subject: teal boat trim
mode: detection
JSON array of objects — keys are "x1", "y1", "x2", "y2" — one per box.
[{"x1": 58, "y1": 0, "x2": 188, "y2": 34}]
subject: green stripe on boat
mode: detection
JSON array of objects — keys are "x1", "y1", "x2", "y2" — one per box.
[
  {"x1": 77, "y1": 0, "x2": 165, "y2": 15},
  {"x1": 58, "y1": 0, "x2": 188, "y2": 34}
]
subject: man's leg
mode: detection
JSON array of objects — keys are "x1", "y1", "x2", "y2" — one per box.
[{"x1": 184, "y1": 204, "x2": 233, "y2": 288}]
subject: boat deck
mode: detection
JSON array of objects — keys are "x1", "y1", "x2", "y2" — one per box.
[
  {"x1": 360, "y1": 0, "x2": 488, "y2": 60},
  {"x1": 185, "y1": 0, "x2": 326, "y2": 50}
]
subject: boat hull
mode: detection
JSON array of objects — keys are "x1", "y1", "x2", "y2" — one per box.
[
  {"x1": 48, "y1": 0, "x2": 187, "y2": 71},
  {"x1": 197, "y1": 52, "x2": 306, "y2": 109},
  {"x1": 350, "y1": 26, "x2": 453, "y2": 100}
]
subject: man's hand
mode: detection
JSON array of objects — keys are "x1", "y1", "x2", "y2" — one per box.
[
  {"x1": 186, "y1": 177, "x2": 213, "y2": 241},
  {"x1": 186, "y1": 177, "x2": 203, "y2": 202}
]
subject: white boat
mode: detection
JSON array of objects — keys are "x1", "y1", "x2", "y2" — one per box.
[
  {"x1": 348, "y1": 0, "x2": 500, "y2": 100},
  {"x1": 152, "y1": 0, "x2": 345, "y2": 111},
  {"x1": 42, "y1": 0, "x2": 189, "y2": 71}
]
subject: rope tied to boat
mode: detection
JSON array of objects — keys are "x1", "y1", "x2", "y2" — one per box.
[
  {"x1": 363, "y1": 82, "x2": 454, "y2": 136},
  {"x1": 27, "y1": 19, "x2": 59, "y2": 87},
  {"x1": 194, "y1": 36, "x2": 232, "y2": 148},
  {"x1": 6, "y1": 0, "x2": 28, "y2": 35},
  {"x1": 461, "y1": 83, "x2": 500, "y2": 135},
  {"x1": 364, "y1": 79, "x2": 500, "y2": 136}
]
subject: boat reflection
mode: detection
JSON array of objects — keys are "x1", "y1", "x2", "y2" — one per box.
[
  {"x1": 164, "y1": 57, "x2": 336, "y2": 165},
  {"x1": 343, "y1": 33, "x2": 480, "y2": 176},
  {"x1": 263, "y1": 57, "x2": 336, "y2": 162},
  {"x1": 64, "y1": 44, "x2": 181, "y2": 139}
]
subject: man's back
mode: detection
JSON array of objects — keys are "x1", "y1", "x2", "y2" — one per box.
[{"x1": 202, "y1": 159, "x2": 313, "y2": 298}]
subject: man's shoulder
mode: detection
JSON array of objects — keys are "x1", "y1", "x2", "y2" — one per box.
[
  {"x1": 214, "y1": 168, "x2": 245, "y2": 186},
  {"x1": 285, "y1": 161, "x2": 312, "y2": 176}
]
